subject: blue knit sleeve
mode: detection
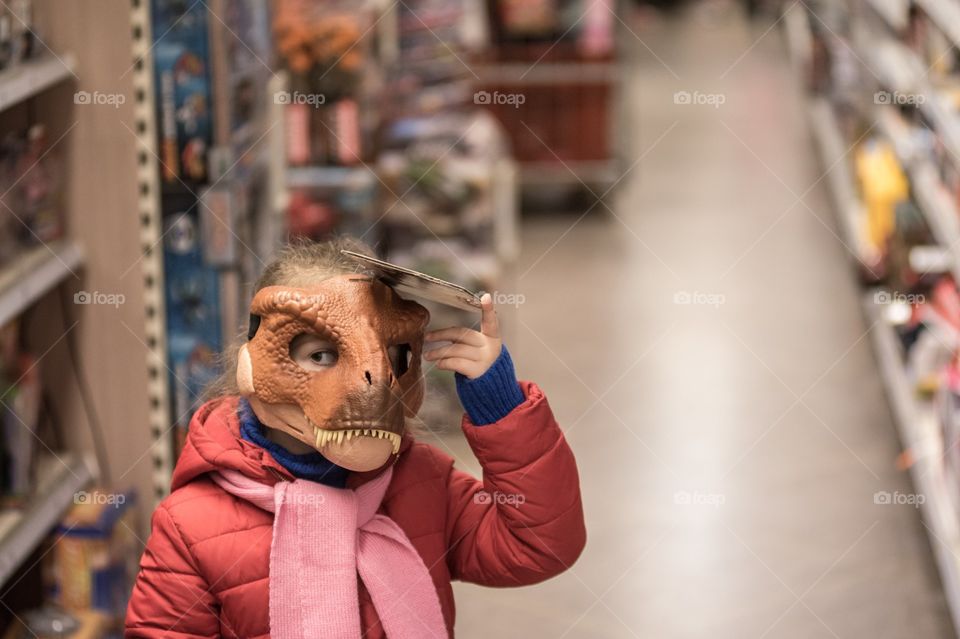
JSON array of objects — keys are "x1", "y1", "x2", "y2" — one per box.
[{"x1": 454, "y1": 345, "x2": 526, "y2": 425}]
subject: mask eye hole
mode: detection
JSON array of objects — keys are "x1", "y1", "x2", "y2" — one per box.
[
  {"x1": 290, "y1": 333, "x2": 338, "y2": 372},
  {"x1": 388, "y1": 343, "x2": 412, "y2": 378}
]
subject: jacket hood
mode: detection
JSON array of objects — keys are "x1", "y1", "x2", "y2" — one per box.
[{"x1": 171, "y1": 397, "x2": 412, "y2": 492}]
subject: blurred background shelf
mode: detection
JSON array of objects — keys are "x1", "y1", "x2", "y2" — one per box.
[
  {"x1": 0, "y1": 454, "x2": 93, "y2": 585},
  {"x1": 807, "y1": 97, "x2": 870, "y2": 265},
  {"x1": 864, "y1": 292, "x2": 960, "y2": 635},
  {"x1": 915, "y1": 0, "x2": 960, "y2": 51},
  {"x1": 866, "y1": 0, "x2": 909, "y2": 32},
  {"x1": 874, "y1": 107, "x2": 960, "y2": 282},
  {"x1": 867, "y1": 38, "x2": 960, "y2": 163},
  {"x1": 0, "y1": 53, "x2": 75, "y2": 112},
  {"x1": 518, "y1": 160, "x2": 619, "y2": 188},
  {"x1": 0, "y1": 240, "x2": 83, "y2": 328},
  {"x1": 286, "y1": 166, "x2": 379, "y2": 190}
]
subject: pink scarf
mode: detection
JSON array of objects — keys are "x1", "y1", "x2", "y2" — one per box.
[{"x1": 211, "y1": 467, "x2": 447, "y2": 638}]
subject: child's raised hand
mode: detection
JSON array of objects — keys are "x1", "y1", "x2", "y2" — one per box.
[{"x1": 423, "y1": 293, "x2": 501, "y2": 379}]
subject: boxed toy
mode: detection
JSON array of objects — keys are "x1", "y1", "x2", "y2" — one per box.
[
  {"x1": 162, "y1": 197, "x2": 222, "y2": 454},
  {"x1": 152, "y1": 0, "x2": 212, "y2": 185},
  {"x1": 47, "y1": 490, "x2": 137, "y2": 627}
]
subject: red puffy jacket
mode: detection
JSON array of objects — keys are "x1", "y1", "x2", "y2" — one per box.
[{"x1": 125, "y1": 381, "x2": 586, "y2": 638}]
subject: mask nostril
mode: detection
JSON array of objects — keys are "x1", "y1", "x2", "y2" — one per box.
[{"x1": 364, "y1": 371, "x2": 372, "y2": 385}]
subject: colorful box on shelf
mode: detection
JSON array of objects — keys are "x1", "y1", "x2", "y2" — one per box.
[
  {"x1": 0, "y1": 454, "x2": 92, "y2": 586},
  {"x1": 50, "y1": 489, "x2": 138, "y2": 622}
]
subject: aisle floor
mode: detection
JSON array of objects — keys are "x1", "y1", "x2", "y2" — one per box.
[{"x1": 424, "y1": 2, "x2": 955, "y2": 637}]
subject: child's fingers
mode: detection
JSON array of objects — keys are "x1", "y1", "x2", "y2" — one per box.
[
  {"x1": 433, "y1": 357, "x2": 481, "y2": 377},
  {"x1": 480, "y1": 293, "x2": 499, "y2": 338},
  {"x1": 424, "y1": 326, "x2": 484, "y2": 346},
  {"x1": 422, "y1": 343, "x2": 480, "y2": 361}
]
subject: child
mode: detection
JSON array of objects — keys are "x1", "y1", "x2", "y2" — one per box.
[{"x1": 125, "y1": 239, "x2": 586, "y2": 639}]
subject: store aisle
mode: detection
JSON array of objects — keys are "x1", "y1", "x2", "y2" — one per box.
[{"x1": 426, "y1": 2, "x2": 955, "y2": 638}]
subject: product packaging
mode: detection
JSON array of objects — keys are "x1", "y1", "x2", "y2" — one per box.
[{"x1": 47, "y1": 490, "x2": 138, "y2": 628}]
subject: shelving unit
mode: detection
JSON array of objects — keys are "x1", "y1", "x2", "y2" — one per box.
[
  {"x1": 126, "y1": 0, "x2": 172, "y2": 504},
  {"x1": 0, "y1": 15, "x2": 102, "y2": 596},
  {"x1": 0, "y1": 241, "x2": 84, "y2": 328},
  {"x1": 802, "y1": 2, "x2": 960, "y2": 633},
  {"x1": 287, "y1": 165, "x2": 378, "y2": 190},
  {"x1": 866, "y1": 37, "x2": 960, "y2": 164},
  {"x1": 472, "y1": 54, "x2": 624, "y2": 191},
  {"x1": 915, "y1": 0, "x2": 960, "y2": 52},
  {"x1": 0, "y1": 53, "x2": 76, "y2": 111},
  {"x1": 866, "y1": 0, "x2": 909, "y2": 32},
  {"x1": 864, "y1": 292, "x2": 960, "y2": 635},
  {"x1": 873, "y1": 107, "x2": 960, "y2": 282},
  {"x1": 806, "y1": 97, "x2": 871, "y2": 265},
  {"x1": 0, "y1": 454, "x2": 93, "y2": 585}
]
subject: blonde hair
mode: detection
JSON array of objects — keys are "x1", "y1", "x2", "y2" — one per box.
[
  {"x1": 253, "y1": 236, "x2": 375, "y2": 290},
  {"x1": 202, "y1": 236, "x2": 376, "y2": 400}
]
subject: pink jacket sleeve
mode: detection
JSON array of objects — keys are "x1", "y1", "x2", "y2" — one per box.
[
  {"x1": 125, "y1": 503, "x2": 220, "y2": 638},
  {"x1": 444, "y1": 381, "x2": 587, "y2": 586}
]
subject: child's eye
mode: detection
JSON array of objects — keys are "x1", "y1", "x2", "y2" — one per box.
[
  {"x1": 290, "y1": 333, "x2": 338, "y2": 371},
  {"x1": 310, "y1": 350, "x2": 337, "y2": 365}
]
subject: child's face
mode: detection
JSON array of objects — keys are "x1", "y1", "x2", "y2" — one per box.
[{"x1": 237, "y1": 274, "x2": 429, "y2": 471}]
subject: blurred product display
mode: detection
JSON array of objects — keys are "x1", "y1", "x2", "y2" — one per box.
[
  {"x1": 0, "y1": 122, "x2": 67, "y2": 269},
  {"x1": 12, "y1": 1, "x2": 956, "y2": 637},
  {"x1": 149, "y1": 0, "x2": 276, "y2": 455},
  {"x1": 0, "y1": 2, "x2": 109, "y2": 635},
  {"x1": 2, "y1": 607, "x2": 107, "y2": 639},
  {"x1": 473, "y1": 0, "x2": 621, "y2": 190},
  {"x1": 45, "y1": 492, "x2": 138, "y2": 631},
  {"x1": 0, "y1": 320, "x2": 40, "y2": 498},
  {"x1": 795, "y1": 0, "x2": 960, "y2": 632}
]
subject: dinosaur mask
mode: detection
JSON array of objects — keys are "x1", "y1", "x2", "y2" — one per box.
[{"x1": 236, "y1": 273, "x2": 430, "y2": 470}]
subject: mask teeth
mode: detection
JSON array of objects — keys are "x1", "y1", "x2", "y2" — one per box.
[{"x1": 311, "y1": 424, "x2": 401, "y2": 454}]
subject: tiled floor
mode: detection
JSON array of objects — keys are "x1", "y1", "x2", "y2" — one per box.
[{"x1": 426, "y1": 2, "x2": 956, "y2": 637}]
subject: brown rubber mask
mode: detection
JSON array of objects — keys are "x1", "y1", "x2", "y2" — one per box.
[{"x1": 236, "y1": 274, "x2": 430, "y2": 455}]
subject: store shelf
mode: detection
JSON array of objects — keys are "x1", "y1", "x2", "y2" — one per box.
[
  {"x1": 519, "y1": 160, "x2": 619, "y2": 188},
  {"x1": 875, "y1": 107, "x2": 960, "y2": 282},
  {"x1": 0, "y1": 454, "x2": 93, "y2": 585},
  {"x1": 473, "y1": 62, "x2": 619, "y2": 85},
  {"x1": 807, "y1": 97, "x2": 871, "y2": 264},
  {"x1": 286, "y1": 165, "x2": 378, "y2": 189},
  {"x1": 916, "y1": 0, "x2": 960, "y2": 54},
  {"x1": 874, "y1": 105, "x2": 918, "y2": 163},
  {"x1": 870, "y1": 38, "x2": 924, "y2": 95},
  {"x1": 0, "y1": 54, "x2": 76, "y2": 113},
  {"x1": 863, "y1": 292, "x2": 960, "y2": 635},
  {"x1": 909, "y1": 164, "x2": 960, "y2": 270},
  {"x1": 783, "y1": 0, "x2": 812, "y2": 72},
  {"x1": 0, "y1": 240, "x2": 83, "y2": 327},
  {"x1": 868, "y1": 38, "x2": 960, "y2": 164},
  {"x1": 866, "y1": 0, "x2": 910, "y2": 32}
]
